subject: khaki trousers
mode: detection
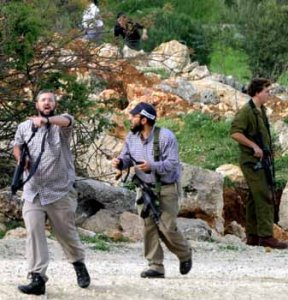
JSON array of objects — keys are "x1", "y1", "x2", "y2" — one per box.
[
  {"x1": 143, "y1": 184, "x2": 191, "y2": 274},
  {"x1": 22, "y1": 188, "x2": 85, "y2": 280}
]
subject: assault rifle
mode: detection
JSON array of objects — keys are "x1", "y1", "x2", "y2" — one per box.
[
  {"x1": 11, "y1": 143, "x2": 30, "y2": 195},
  {"x1": 249, "y1": 98, "x2": 278, "y2": 221},
  {"x1": 132, "y1": 174, "x2": 161, "y2": 225},
  {"x1": 11, "y1": 125, "x2": 48, "y2": 195}
]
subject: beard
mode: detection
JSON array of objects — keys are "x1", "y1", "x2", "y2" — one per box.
[
  {"x1": 39, "y1": 110, "x2": 55, "y2": 117},
  {"x1": 130, "y1": 123, "x2": 143, "y2": 134}
]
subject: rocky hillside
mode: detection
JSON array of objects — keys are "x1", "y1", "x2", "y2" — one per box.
[{"x1": 2, "y1": 39, "x2": 288, "y2": 244}]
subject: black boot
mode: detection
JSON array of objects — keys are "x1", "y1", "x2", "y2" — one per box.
[
  {"x1": 18, "y1": 273, "x2": 45, "y2": 295},
  {"x1": 180, "y1": 258, "x2": 192, "y2": 275},
  {"x1": 73, "y1": 261, "x2": 91, "y2": 288}
]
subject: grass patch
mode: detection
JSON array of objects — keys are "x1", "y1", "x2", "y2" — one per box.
[
  {"x1": 0, "y1": 231, "x2": 5, "y2": 239},
  {"x1": 223, "y1": 176, "x2": 236, "y2": 188},
  {"x1": 158, "y1": 112, "x2": 288, "y2": 185},
  {"x1": 158, "y1": 112, "x2": 239, "y2": 170},
  {"x1": 209, "y1": 43, "x2": 251, "y2": 83},
  {"x1": 80, "y1": 233, "x2": 128, "y2": 251},
  {"x1": 277, "y1": 71, "x2": 288, "y2": 87}
]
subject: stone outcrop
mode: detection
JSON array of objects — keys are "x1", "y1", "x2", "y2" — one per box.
[
  {"x1": 177, "y1": 218, "x2": 212, "y2": 241},
  {"x1": 75, "y1": 178, "x2": 136, "y2": 219},
  {"x1": 180, "y1": 163, "x2": 224, "y2": 234},
  {"x1": 148, "y1": 40, "x2": 191, "y2": 73},
  {"x1": 216, "y1": 164, "x2": 247, "y2": 189},
  {"x1": 279, "y1": 182, "x2": 288, "y2": 230}
]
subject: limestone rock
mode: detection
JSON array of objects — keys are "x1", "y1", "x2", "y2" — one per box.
[
  {"x1": 180, "y1": 163, "x2": 224, "y2": 234},
  {"x1": 148, "y1": 40, "x2": 190, "y2": 73},
  {"x1": 119, "y1": 211, "x2": 143, "y2": 241},
  {"x1": 278, "y1": 182, "x2": 288, "y2": 230},
  {"x1": 177, "y1": 218, "x2": 212, "y2": 241},
  {"x1": 81, "y1": 209, "x2": 120, "y2": 234}
]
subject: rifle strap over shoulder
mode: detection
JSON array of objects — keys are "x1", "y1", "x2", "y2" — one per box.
[
  {"x1": 248, "y1": 99, "x2": 272, "y2": 149},
  {"x1": 153, "y1": 126, "x2": 161, "y2": 198},
  {"x1": 22, "y1": 125, "x2": 49, "y2": 186}
]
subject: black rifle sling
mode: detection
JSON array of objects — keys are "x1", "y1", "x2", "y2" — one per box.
[
  {"x1": 248, "y1": 99, "x2": 272, "y2": 148},
  {"x1": 248, "y1": 99, "x2": 275, "y2": 181},
  {"x1": 153, "y1": 126, "x2": 161, "y2": 199},
  {"x1": 22, "y1": 126, "x2": 49, "y2": 186}
]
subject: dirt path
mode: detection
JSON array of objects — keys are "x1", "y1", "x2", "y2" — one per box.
[{"x1": 1, "y1": 237, "x2": 288, "y2": 300}]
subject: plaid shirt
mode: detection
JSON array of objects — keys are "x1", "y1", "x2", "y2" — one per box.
[
  {"x1": 118, "y1": 126, "x2": 181, "y2": 185},
  {"x1": 13, "y1": 114, "x2": 75, "y2": 205}
]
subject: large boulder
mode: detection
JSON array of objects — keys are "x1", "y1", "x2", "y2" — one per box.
[
  {"x1": 155, "y1": 78, "x2": 198, "y2": 104},
  {"x1": 190, "y1": 78, "x2": 250, "y2": 110},
  {"x1": 148, "y1": 40, "x2": 190, "y2": 73},
  {"x1": 180, "y1": 163, "x2": 224, "y2": 234},
  {"x1": 279, "y1": 182, "x2": 288, "y2": 230},
  {"x1": 81, "y1": 209, "x2": 120, "y2": 234},
  {"x1": 75, "y1": 179, "x2": 135, "y2": 220},
  {"x1": 119, "y1": 211, "x2": 143, "y2": 241},
  {"x1": 273, "y1": 120, "x2": 288, "y2": 155},
  {"x1": 177, "y1": 217, "x2": 212, "y2": 241},
  {"x1": 216, "y1": 164, "x2": 247, "y2": 189}
]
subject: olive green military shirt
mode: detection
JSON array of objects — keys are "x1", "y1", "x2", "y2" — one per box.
[{"x1": 230, "y1": 101, "x2": 272, "y2": 164}]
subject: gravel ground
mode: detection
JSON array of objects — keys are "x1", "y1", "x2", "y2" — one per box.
[{"x1": 1, "y1": 237, "x2": 288, "y2": 300}]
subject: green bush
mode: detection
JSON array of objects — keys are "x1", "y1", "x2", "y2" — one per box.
[
  {"x1": 209, "y1": 42, "x2": 251, "y2": 83},
  {"x1": 143, "y1": 10, "x2": 212, "y2": 65},
  {"x1": 158, "y1": 112, "x2": 239, "y2": 170},
  {"x1": 277, "y1": 71, "x2": 288, "y2": 87},
  {"x1": 159, "y1": 112, "x2": 288, "y2": 186},
  {"x1": 0, "y1": 231, "x2": 5, "y2": 239}
]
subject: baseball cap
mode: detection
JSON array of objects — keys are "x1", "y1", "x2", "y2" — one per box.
[{"x1": 129, "y1": 102, "x2": 157, "y2": 120}]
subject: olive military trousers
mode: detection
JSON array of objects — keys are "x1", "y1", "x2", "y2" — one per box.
[
  {"x1": 240, "y1": 162, "x2": 274, "y2": 237},
  {"x1": 22, "y1": 188, "x2": 85, "y2": 281},
  {"x1": 143, "y1": 184, "x2": 191, "y2": 274}
]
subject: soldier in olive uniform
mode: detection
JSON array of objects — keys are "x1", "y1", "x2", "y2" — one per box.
[{"x1": 230, "y1": 78, "x2": 288, "y2": 249}]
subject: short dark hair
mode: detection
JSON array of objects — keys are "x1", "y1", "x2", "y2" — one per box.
[
  {"x1": 117, "y1": 12, "x2": 126, "y2": 19},
  {"x1": 247, "y1": 78, "x2": 271, "y2": 97},
  {"x1": 35, "y1": 90, "x2": 56, "y2": 102},
  {"x1": 140, "y1": 115, "x2": 156, "y2": 126}
]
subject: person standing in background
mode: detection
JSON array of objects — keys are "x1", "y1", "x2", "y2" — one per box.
[
  {"x1": 114, "y1": 12, "x2": 148, "y2": 50},
  {"x1": 231, "y1": 78, "x2": 288, "y2": 249},
  {"x1": 82, "y1": 0, "x2": 104, "y2": 42}
]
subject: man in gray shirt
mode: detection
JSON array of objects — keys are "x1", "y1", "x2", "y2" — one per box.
[
  {"x1": 13, "y1": 90, "x2": 90, "y2": 295},
  {"x1": 112, "y1": 102, "x2": 192, "y2": 278}
]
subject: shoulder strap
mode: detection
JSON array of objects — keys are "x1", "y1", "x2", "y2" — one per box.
[
  {"x1": 248, "y1": 99, "x2": 272, "y2": 149},
  {"x1": 22, "y1": 126, "x2": 49, "y2": 186},
  {"x1": 153, "y1": 127, "x2": 161, "y2": 197}
]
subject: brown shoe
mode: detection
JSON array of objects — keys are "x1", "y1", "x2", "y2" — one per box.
[
  {"x1": 259, "y1": 236, "x2": 288, "y2": 249},
  {"x1": 246, "y1": 235, "x2": 259, "y2": 246}
]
